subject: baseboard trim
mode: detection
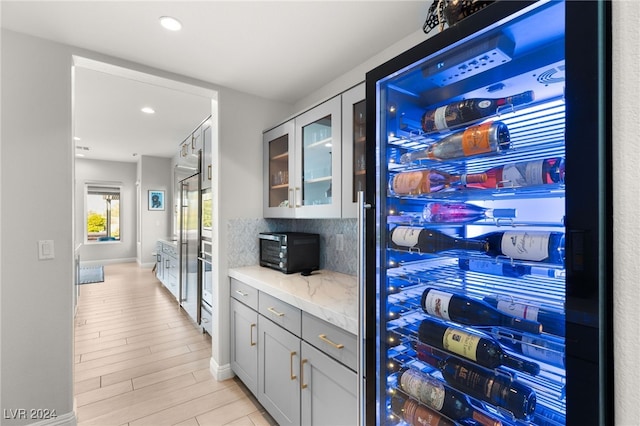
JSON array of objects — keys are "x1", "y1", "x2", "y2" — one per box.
[
  {"x1": 210, "y1": 357, "x2": 234, "y2": 381},
  {"x1": 79, "y1": 258, "x2": 136, "y2": 267},
  {"x1": 25, "y1": 410, "x2": 76, "y2": 426}
]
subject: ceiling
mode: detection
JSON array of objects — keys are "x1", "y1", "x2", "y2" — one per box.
[{"x1": 1, "y1": 1, "x2": 429, "y2": 163}]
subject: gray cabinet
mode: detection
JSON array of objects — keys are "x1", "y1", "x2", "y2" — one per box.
[
  {"x1": 156, "y1": 240, "x2": 178, "y2": 300},
  {"x1": 300, "y1": 341, "x2": 357, "y2": 426},
  {"x1": 229, "y1": 277, "x2": 358, "y2": 426},
  {"x1": 230, "y1": 298, "x2": 258, "y2": 395},
  {"x1": 258, "y1": 315, "x2": 301, "y2": 426}
]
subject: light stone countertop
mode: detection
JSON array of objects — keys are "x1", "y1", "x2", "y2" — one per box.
[
  {"x1": 228, "y1": 265, "x2": 359, "y2": 335},
  {"x1": 157, "y1": 238, "x2": 178, "y2": 246}
]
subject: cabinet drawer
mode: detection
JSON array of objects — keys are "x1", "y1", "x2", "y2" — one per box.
[
  {"x1": 230, "y1": 278, "x2": 258, "y2": 310},
  {"x1": 259, "y1": 292, "x2": 301, "y2": 337},
  {"x1": 302, "y1": 312, "x2": 357, "y2": 371}
]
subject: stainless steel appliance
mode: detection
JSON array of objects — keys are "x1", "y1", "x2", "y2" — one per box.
[
  {"x1": 362, "y1": 1, "x2": 612, "y2": 425},
  {"x1": 180, "y1": 173, "x2": 200, "y2": 324},
  {"x1": 199, "y1": 240, "x2": 213, "y2": 335},
  {"x1": 259, "y1": 232, "x2": 320, "y2": 274}
]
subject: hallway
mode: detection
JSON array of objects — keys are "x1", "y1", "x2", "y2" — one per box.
[{"x1": 74, "y1": 262, "x2": 274, "y2": 426}]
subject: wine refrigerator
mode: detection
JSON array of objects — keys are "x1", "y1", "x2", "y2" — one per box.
[{"x1": 361, "y1": 1, "x2": 612, "y2": 425}]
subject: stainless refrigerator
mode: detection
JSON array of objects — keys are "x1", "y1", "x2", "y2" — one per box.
[
  {"x1": 363, "y1": 1, "x2": 612, "y2": 425},
  {"x1": 180, "y1": 173, "x2": 201, "y2": 324}
]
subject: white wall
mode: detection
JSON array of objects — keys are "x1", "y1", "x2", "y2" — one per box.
[
  {"x1": 211, "y1": 87, "x2": 293, "y2": 377},
  {"x1": 1, "y1": 30, "x2": 75, "y2": 425},
  {"x1": 0, "y1": 28, "x2": 292, "y2": 425},
  {"x1": 612, "y1": 1, "x2": 640, "y2": 424},
  {"x1": 75, "y1": 158, "x2": 137, "y2": 264},
  {"x1": 138, "y1": 155, "x2": 172, "y2": 267}
]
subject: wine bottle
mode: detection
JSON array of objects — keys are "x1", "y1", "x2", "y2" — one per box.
[
  {"x1": 390, "y1": 227, "x2": 565, "y2": 265},
  {"x1": 401, "y1": 121, "x2": 511, "y2": 163},
  {"x1": 458, "y1": 258, "x2": 565, "y2": 279},
  {"x1": 398, "y1": 368, "x2": 502, "y2": 426},
  {"x1": 389, "y1": 169, "x2": 460, "y2": 196},
  {"x1": 422, "y1": 202, "x2": 516, "y2": 224},
  {"x1": 390, "y1": 393, "x2": 458, "y2": 426},
  {"x1": 390, "y1": 226, "x2": 487, "y2": 254},
  {"x1": 494, "y1": 330, "x2": 565, "y2": 369},
  {"x1": 483, "y1": 295, "x2": 566, "y2": 337},
  {"x1": 437, "y1": 357, "x2": 537, "y2": 420},
  {"x1": 421, "y1": 287, "x2": 542, "y2": 334},
  {"x1": 418, "y1": 317, "x2": 541, "y2": 375},
  {"x1": 421, "y1": 93, "x2": 534, "y2": 133},
  {"x1": 461, "y1": 157, "x2": 565, "y2": 189}
]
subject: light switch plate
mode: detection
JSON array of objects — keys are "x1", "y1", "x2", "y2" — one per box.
[
  {"x1": 336, "y1": 234, "x2": 344, "y2": 251},
  {"x1": 38, "y1": 240, "x2": 55, "y2": 260}
]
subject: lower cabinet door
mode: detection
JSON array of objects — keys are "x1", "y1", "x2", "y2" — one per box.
[
  {"x1": 230, "y1": 299, "x2": 258, "y2": 396},
  {"x1": 258, "y1": 316, "x2": 301, "y2": 426},
  {"x1": 301, "y1": 341, "x2": 357, "y2": 426}
]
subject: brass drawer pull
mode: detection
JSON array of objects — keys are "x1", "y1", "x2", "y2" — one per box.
[
  {"x1": 268, "y1": 307, "x2": 285, "y2": 317},
  {"x1": 318, "y1": 334, "x2": 344, "y2": 349},
  {"x1": 290, "y1": 351, "x2": 297, "y2": 380},
  {"x1": 235, "y1": 290, "x2": 248, "y2": 297},
  {"x1": 250, "y1": 323, "x2": 256, "y2": 347},
  {"x1": 300, "y1": 359, "x2": 308, "y2": 389}
]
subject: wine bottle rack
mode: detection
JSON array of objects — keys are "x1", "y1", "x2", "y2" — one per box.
[{"x1": 384, "y1": 258, "x2": 567, "y2": 426}]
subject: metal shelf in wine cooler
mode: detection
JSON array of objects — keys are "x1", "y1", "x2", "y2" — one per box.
[{"x1": 383, "y1": 258, "x2": 566, "y2": 425}]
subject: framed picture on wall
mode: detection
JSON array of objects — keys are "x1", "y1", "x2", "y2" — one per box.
[{"x1": 148, "y1": 190, "x2": 165, "y2": 211}]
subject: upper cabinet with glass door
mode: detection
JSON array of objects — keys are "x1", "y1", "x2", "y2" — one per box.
[
  {"x1": 341, "y1": 83, "x2": 365, "y2": 218},
  {"x1": 264, "y1": 121, "x2": 296, "y2": 218},
  {"x1": 264, "y1": 97, "x2": 342, "y2": 219},
  {"x1": 294, "y1": 96, "x2": 342, "y2": 218}
]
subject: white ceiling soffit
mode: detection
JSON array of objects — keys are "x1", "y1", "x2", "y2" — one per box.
[
  {"x1": 1, "y1": 1, "x2": 428, "y2": 104},
  {"x1": 2, "y1": 1, "x2": 429, "y2": 163}
]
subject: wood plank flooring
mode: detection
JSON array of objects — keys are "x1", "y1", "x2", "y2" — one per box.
[{"x1": 74, "y1": 262, "x2": 276, "y2": 426}]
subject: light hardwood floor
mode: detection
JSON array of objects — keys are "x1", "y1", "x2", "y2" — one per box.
[{"x1": 74, "y1": 262, "x2": 276, "y2": 426}]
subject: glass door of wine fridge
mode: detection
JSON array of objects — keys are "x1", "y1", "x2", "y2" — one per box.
[{"x1": 364, "y1": 1, "x2": 612, "y2": 425}]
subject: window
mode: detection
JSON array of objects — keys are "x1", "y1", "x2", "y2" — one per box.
[{"x1": 86, "y1": 185, "x2": 121, "y2": 242}]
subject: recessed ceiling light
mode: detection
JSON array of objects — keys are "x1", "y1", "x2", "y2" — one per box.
[
  {"x1": 73, "y1": 136, "x2": 81, "y2": 141},
  {"x1": 141, "y1": 107, "x2": 155, "y2": 114},
  {"x1": 159, "y1": 16, "x2": 182, "y2": 31}
]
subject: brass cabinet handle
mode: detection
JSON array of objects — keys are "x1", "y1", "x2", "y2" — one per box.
[
  {"x1": 268, "y1": 307, "x2": 285, "y2": 317},
  {"x1": 300, "y1": 359, "x2": 308, "y2": 389},
  {"x1": 250, "y1": 323, "x2": 256, "y2": 347},
  {"x1": 290, "y1": 351, "x2": 297, "y2": 380},
  {"x1": 235, "y1": 290, "x2": 248, "y2": 297},
  {"x1": 318, "y1": 334, "x2": 344, "y2": 349},
  {"x1": 208, "y1": 164, "x2": 212, "y2": 180},
  {"x1": 288, "y1": 188, "x2": 294, "y2": 208}
]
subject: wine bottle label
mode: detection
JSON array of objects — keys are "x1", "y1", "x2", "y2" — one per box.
[
  {"x1": 423, "y1": 289, "x2": 453, "y2": 320},
  {"x1": 442, "y1": 328, "x2": 480, "y2": 362},
  {"x1": 391, "y1": 226, "x2": 421, "y2": 248},
  {"x1": 521, "y1": 336, "x2": 565, "y2": 367},
  {"x1": 434, "y1": 106, "x2": 449, "y2": 131},
  {"x1": 400, "y1": 369, "x2": 446, "y2": 410},
  {"x1": 500, "y1": 231, "x2": 551, "y2": 261},
  {"x1": 496, "y1": 300, "x2": 540, "y2": 321},
  {"x1": 392, "y1": 171, "x2": 428, "y2": 195},
  {"x1": 502, "y1": 159, "x2": 545, "y2": 186},
  {"x1": 461, "y1": 122, "x2": 493, "y2": 156}
]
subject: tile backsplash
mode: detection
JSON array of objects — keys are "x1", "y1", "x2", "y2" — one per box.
[{"x1": 227, "y1": 218, "x2": 357, "y2": 276}]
